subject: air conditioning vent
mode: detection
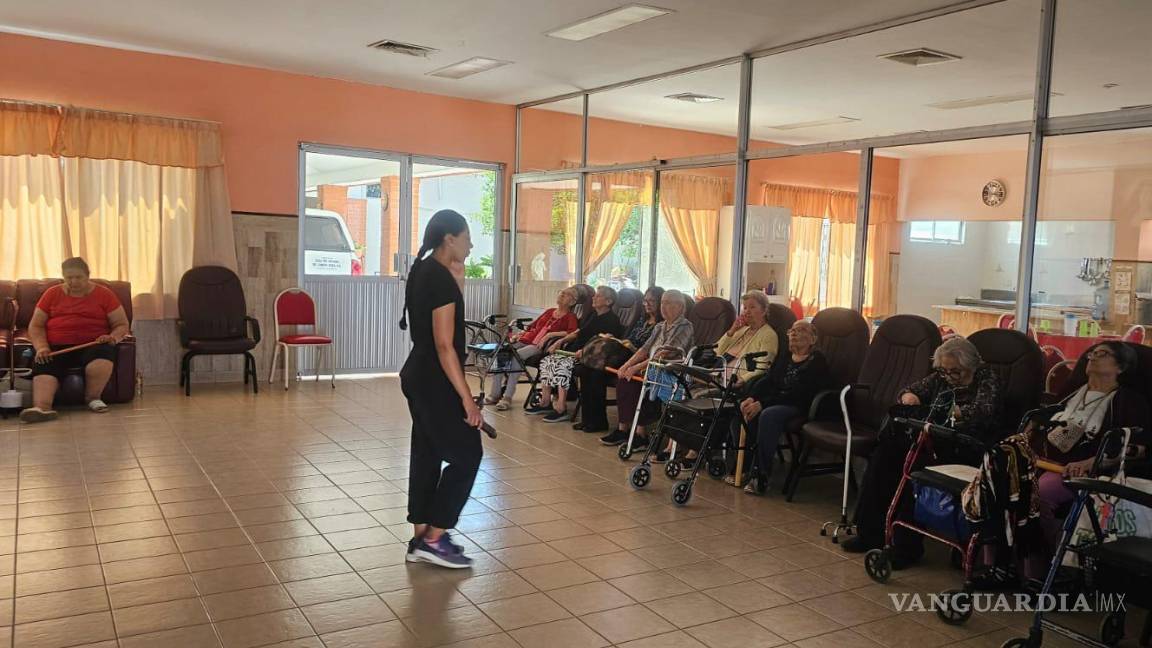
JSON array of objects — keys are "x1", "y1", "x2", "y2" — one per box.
[
  {"x1": 878, "y1": 48, "x2": 961, "y2": 66},
  {"x1": 665, "y1": 93, "x2": 723, "y2": 104},
  {"x1": 366, "y1": 40, "x2": 437, "y2": 57}
]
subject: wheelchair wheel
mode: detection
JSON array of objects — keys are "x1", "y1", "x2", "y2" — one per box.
[
  {"x1": 935, "y1": 589, "x2": 972, "y2": 626},
  {"x1": 864, "y1": 548, "x2": 892, "y2": 583},
  {"x1": 671, "y1": 480, "x2": 693, "y2": 506},
  {"x1": 1100, "y1": 611, "x2": 1125, "y2": 646},
  {"x1": 706, "y1": 457, "x2": 726, "y2": 480},
  {"x1": 664, "y1": 461, "x2": 682, "y2": 479},
  {"x1": 628, "y1": 465, "x2": 651, "y2": 491},
  {"x1": 618, "y1": 444, "x2": 632, "y2": 461}
]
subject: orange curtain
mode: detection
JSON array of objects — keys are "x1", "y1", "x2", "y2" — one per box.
[
  {"x1": 787, "y1": 216, "x2": 824, "y2": 316},
  {"x1": 1, "y1": 100, "x2": 236, "y2": 319},
  {"x1": 763, "y1": 183, "x2": 896, "y2": 314},
  {"x1": 582, "y1": 171, "x2": 650, "y2": 276},
  {"x1": 660, "y1": 174, "x2": 731, "y2": 296},
  {"x1": 0, "y1": 102, "x2": 61, "y2": 157}
]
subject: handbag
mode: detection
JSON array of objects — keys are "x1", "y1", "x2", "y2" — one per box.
[
  {"x1": 915, "y1": 483, "x2": 972, "y2": 541},
  {"x1": 1064, "y1": 428, "x2": 1152, "y2": 566},
  {"x1": 580, "y1": 337, "x2": 630, "y2": 371}
]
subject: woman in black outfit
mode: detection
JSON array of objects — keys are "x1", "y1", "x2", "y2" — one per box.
[
  {"x1": 398, "y1": 210, "x2": 483, "y2": 569},
  {"x1": 737, "y1": 319, "x2": 830, "y2": 493},
  {"x1": 572, "y1": 286, "x2": 664, "y2": 433}
]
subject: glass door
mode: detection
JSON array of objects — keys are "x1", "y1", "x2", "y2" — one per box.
[{"x1": 511, "y1": 176, "x2": 580, "y2": 310}]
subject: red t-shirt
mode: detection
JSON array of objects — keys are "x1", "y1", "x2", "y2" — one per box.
[
  {"x1": 35, "y1": 284, "x2": 122, "y2": 346},
  {"x1": 519, "y1": 308, "x2": 578, "y2": 345}
]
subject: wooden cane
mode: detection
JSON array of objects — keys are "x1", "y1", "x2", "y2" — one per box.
[
  {"x1": 605, "y1": 366, "x2": 644, "y2": 383},
  {"x1": 734, "y1": 424, "x2": 748, "y2": 488},
  {"x1": 1036, "y1": 459, "x2": 1066, "y2": 473},
  {"x1": 47, "y1": 340, "x2": 105, "y2": 357}
]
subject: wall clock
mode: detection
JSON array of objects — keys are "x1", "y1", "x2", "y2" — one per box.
[{"x1": 982, "y1": 179, "x2": 1006, "y2": 207}]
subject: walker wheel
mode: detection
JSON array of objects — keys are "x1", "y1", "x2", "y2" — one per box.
[
  {"x1": 864, "y1": 548, "x2": 892, "y2": 584},
  {"x1": 706, "y1": 457, "x2": 726, "y2": 479},
  {"x1": 628, "y1": 465, "x2": 652, "y2": 491},
  {"x1": 1000, "y1": 638, "x2": 1033, "y2": 648},
  {"x1": 617, "y1": 444, "x2": 632, "y2": 461},
  {"x1": 1100, "y1": 611, "x2": 1125, "y2": 646},
  {"x1": 664, "y1": 461, "x2": 682, "y2": 479},
  {"x1": 671, "y1": 480, "x2": 693, "y2": 507},
  {"x1": 935, "y1": 589, "x2": 972, "y2": 626}
]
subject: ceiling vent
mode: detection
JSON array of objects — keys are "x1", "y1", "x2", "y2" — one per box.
[
  {"x1": 665, "y1": 92, "x2": 723, "y2": 104},
  {"x1": 366, "y1": 40, "x2": 437, "y2": 57},
  {"x1": 765, "y1": 116, "x2": 860, "y2": 131},
  {"x1": 878, "y1": 48, "x2": 962, "y2": 66}
]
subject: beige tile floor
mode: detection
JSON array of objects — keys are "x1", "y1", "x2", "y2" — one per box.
[{"x1": 0, "y1": 376, "x2": 1143, "y2": 648}]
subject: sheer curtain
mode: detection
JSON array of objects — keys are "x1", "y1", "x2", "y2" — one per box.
[
  {"x1": 763, "y1": 182, "x2": 896, "y2": 315},
  {"x1": 660, "y1": 173, "x2": 732, "y2": 296},
  {"x1": 0, "y1": 100, "x2": 236, "y2": 319},
  {"x1": 582, "y1": 171, "x2": 650, "y2": 277}
]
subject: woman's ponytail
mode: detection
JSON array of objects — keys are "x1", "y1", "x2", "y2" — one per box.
[
  {"x1": 398, "y1": 209, "x2": 469, "y2": 331},
  {"x1": 398, "y1": 244, "x2": 430, "y2": 331}
]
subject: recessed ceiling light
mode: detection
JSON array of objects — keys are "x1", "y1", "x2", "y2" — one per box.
[
  {"x1": 927, "y1": 92, "x2": 1062, "y2": 109},
  {"x1": 547, "y1": 4, "x2": 673, "y2": 41},
  {"x1": 665, "y1": 92, "x2": 723, "y2": 104},
  {"x1": 764, "y1": 116, "x2": 860, "y2": 131},
  {"x1": 427, "y1": 57, "x2": 513, "y2": 79}
]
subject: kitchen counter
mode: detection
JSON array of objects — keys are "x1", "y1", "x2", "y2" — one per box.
[{"x1": 935, "y1": 303, "x2": 1094, "y2": 337}]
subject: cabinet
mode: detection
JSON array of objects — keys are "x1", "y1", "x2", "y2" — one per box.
[{"x1": 716, "y1": 206, "x2": 791, "y2": 300}]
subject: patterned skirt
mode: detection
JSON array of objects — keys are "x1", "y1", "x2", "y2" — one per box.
[{"x1": 538, "y1": 354, "x2": 577, "y2": 390}]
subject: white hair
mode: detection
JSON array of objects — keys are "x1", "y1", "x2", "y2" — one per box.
[{"x1": 933, "y1": 336, "x2": 982, "y2": 371}]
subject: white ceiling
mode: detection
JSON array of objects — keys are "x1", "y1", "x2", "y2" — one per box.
[{"x1": 4, "y1": 0, "x2": 1147, "y2": 148}]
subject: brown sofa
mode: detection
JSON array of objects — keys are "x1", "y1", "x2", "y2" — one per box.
[{"x1": 2, "y1": 279, "x2": 137, "y2": 405}]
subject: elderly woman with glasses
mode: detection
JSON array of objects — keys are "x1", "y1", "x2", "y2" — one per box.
[{"x1": 841, "y1": 336, "x2": 1003, "y2": 569}]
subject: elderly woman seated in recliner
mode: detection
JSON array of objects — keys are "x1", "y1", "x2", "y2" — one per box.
[{"x1": 20, "y1": 257, "x2": 131, "y2": 423}]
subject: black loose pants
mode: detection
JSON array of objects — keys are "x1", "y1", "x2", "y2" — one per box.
[{"x1": 401, "y1": 364, "x2": 482, "y2": 531}]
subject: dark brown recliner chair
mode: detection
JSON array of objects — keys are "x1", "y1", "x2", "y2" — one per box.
[
  {"x1": 775, "y1": 307, "x2": 870, "y2": 497},
  {"x1": 613, "y1": 288, "x2": 643, "y2": 331},
  {"x1": 686, "y1": 297, "x2": 736, "y2": 350},
  {"x1": 571, "y1": 283, "x2": 595, "y2": 324},
  {"x1": 788, "y1": 314, "x2": 941, "y2": 500},
  {"x1": 766, "y1": 303, "x2": 797, "y2": 348},
  {"x1": 967, "y1": 328, "x2": 1044, "y2": 438},
  {"x1": 10, "y1": 279, "x2": 137, "y2": 405},
  {"x1": 178, "y1": 266, "x2": 260, "y2": 396}
]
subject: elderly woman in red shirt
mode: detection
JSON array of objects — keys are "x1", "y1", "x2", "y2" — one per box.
[{"x1": 19, "y1": 257, "x2": 131, "y2": 423}]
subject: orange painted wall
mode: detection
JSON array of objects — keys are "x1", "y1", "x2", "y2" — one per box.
[{"x1": 0, "y1": 33, "x2": 517, "y2": 216}]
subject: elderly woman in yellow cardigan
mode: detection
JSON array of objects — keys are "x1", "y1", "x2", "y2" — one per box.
[{"x1": 715, "y1": 289, "x2": 779, "y2": 389}]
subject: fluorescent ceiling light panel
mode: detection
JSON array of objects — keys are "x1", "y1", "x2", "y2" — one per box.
[
  {"x1": 428, "y1": 57, "x2": 512, "y2": 79},
  {"x1": 927, "y1": 91, "x2": 1062, "y2": 109},
  {"x1": 547, "y1": 5, "x2": 673, "y2": 41},
  {"x1": 765, "y1": 116, "x2": 860, "y2": 131},
  {"x1": 665, "y1": 92, "x2": 723, "y2": 103}
]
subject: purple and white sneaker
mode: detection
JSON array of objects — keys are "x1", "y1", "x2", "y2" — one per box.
[
  {"x1": 410, "y1": 535, "x2": 473, "y2": 569},
  {"x1": 406, "y1": 531, "x2": 464, "y2": 562}
]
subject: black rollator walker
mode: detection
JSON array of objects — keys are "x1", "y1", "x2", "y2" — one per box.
[{"x1": 625, "y1": 353, "x2": 765, "y2": 506}]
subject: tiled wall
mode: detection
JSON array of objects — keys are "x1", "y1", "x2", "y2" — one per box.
[{"x1": 135, "y1": 213, "x2": 298, "y2": 385}]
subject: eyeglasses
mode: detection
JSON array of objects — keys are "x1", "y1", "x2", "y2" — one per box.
[
  {"x1": 1086, "y1": 349, "x2": 1115, "y2": 359},
  {"x1": 936, "y1": 367, "x2": 967, "y2": 379}
]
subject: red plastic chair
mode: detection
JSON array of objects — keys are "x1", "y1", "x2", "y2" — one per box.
[
  {"x1": 938, "y1": 324, "x2": 958, "y2": 340},
  {"x1": 1045, "y1": 359, "x2": 1076, "y2": 400},
  {"x1": 997, "y1": 313, "x2": 1015, "y2": 329},
  {"x1": 1124, "y1": 324, "x2": 1146, "y2": 344},
  {"x1": 269, "y1": 288, "x2": 335, "y2": 390},
  {"x1": 790, "y1": 296, "x2": 805, "y2": 321}
]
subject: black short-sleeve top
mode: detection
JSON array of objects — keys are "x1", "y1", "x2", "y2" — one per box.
[{"x1": 406, "y1": 257, "x2": 465, "y2": 368}]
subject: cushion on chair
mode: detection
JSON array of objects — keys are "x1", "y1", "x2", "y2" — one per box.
[
  {"x1": 812, "y1": 308, "x2": 870, "y2": 389},
  {"x1": 968, "y1": 329, "x2": 1044, "y2": 437},
  {"x1": 799, "y1": 419, "x2": 879, "y2": 456},
  {"x1": 186, "y1": 338, "x2": 257, "y2": 353},
  {"x1": 613, "y1": 289, "x2": 643, "y2": 330},
  {"x1": 912, "y1": 464, "x2": 979, "y2": 494},
  {"x1": 279, "y1": 334, "x2": 332, "y2": 345}
]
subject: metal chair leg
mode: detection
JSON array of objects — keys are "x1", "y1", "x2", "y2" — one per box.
[{"x1": 268, "y1": 344, "x2": 280, "y2": 384}]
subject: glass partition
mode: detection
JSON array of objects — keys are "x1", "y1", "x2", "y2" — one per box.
[
  {"x1": 520, "y1": 97, "x2": 585, "y2": 172},
  {"x1": 410, "y1": 163, "x2": 498, "y2": 279},
  {"x1": 749, "y1": 0, "x2": 1039, "y2": 151},
  {"x1": 513, "y1": 177, "x2": 579, "y2": 308},
  {"x1": 746, "y1": 153, "x2": 865, "y2": 313},
  {"x1": 584, "y1": 171, "x2": 654, "y2": 291},
  {"x1": 1027, "y1": 128, "x2": 1152, "y2": 367},
  {"x1": 1049, "y1": 0, "x2": 1152, "y2": 117},
  {"x1": 657, "y1": 166, "x2": 736, "y2": 298},
  {"x1": 862, "y1": 136, "x2": 1029, "y2": 333},
  {"x1": 588, "y1": 64, "x2": 740, "y2": 167}
]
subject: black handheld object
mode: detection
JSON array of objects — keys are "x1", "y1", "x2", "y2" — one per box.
[{"x1": 473, "y1": 395, "x2": 497, "y2": 439}]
